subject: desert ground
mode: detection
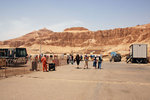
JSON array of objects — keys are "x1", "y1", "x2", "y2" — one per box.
[{"x1": 0, "y1": 61, "x2": 150, "y2": 100}]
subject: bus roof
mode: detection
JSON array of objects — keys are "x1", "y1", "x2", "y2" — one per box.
[{"x1": 0, "y1": 47, "x2": 26, "y2": 49}]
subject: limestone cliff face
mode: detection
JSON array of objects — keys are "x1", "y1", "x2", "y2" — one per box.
[
  {"x1": 64, "y1": 27, "x2": 89, "y2": 33},
  {"x1": 43, "y1": 25, "x2": 150, "y2": 47},
  {"x1": 1, "y1": 24, "x2": 150, "y2": 52}
]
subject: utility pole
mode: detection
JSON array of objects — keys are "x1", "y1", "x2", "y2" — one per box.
[{"x1": 40, "y1": 41, "x2": 41, "y2": 55}]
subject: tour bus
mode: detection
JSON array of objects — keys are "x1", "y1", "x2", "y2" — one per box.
[{"x1": 0, "y1": 48, "x2": 28, "y2": 65}]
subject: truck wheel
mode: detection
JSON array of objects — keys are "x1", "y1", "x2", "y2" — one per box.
[
  {"x1": 144, "y1": 59, "x2": 148, "y2": 63},
  {"x1": 136, "y1": 59, "x2": 142, "y2": 63}
]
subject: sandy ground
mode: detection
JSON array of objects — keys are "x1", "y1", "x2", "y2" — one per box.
[{"x1": 0, "y1": 61, "x2": 150, "y2": 100}]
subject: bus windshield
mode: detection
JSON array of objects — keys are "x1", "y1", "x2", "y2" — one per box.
[
  {"x1": 0, "y1": 49, "x2": 8, "y2": 57},
  {"x1": 16, "y1": 48, "x2": 27, "y2": 57}
]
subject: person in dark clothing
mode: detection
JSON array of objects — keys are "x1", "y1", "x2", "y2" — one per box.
[
  {"x1": 93, "y1": 57, "x2": 97, "y2": 69},
  {"x1": 76, "y1": 54, "x2": 80, "y2": 68},
  {"x1": 98, "y1": 56, "x2": 103, "y2": 69},
  {"x1": 80, "y1": 55, "x2": 83, "y2": 61},
  {"x1": 71, "y1": 55, "x2": 74, "y2": 65},
  {"x1": 67, "y1": 55, "x2": 70, "y2": 64}
]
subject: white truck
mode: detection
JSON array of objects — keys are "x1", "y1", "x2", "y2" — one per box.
[{"x1": 126, "y1": 44, "x2": 148, "y2": 63}]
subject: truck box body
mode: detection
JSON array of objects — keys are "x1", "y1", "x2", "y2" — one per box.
[{"x1": 130, "y1": 44, "x2": 147, "y2": 58}]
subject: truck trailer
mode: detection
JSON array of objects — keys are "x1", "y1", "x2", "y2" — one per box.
[{"x1": 126, "y1": 44, "x2": 148, "y2": 63}]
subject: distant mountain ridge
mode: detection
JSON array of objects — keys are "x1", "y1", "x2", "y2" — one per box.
[{"x1": 0, "y1": 23, "x2": 150, "y2": 55}]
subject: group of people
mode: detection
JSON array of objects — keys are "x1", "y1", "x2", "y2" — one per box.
[
  {"x1": 67, "y1": 54, "x2": 82, "y2": 68},
  {"x1": 31, "y1": 55, "x2": 55, "y2": 72},
  {"x1": 93, "y1": 56, "x2": 103, "y2": 69},
  {"x1": 67, "y1": 54, "x2": 103, "y2": 69},
  {"x1": 67, "y1": 54, "x2": 83, "y2": 65},
  {"x1": 33, "y1": 54, "x2": 103, "y2": 72},
  {"x1": 41, "y1": 55, "x2": 56, "y2": 72}
]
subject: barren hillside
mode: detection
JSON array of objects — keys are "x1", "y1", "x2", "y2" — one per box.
[{"x1": 0, "y1": 24, "x2": 150, "y2": 57}]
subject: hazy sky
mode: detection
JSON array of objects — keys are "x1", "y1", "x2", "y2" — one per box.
[{"x1": 0, "y1": 0, "x2": 150, "y2": 41}]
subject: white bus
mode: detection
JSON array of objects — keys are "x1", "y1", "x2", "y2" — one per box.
[{"x1": 0, "y1": 48, "x2": 28, "y2": 65}]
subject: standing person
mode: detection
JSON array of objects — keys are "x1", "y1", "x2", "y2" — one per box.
[
  {"x1": 76, "y1": 54, "x2": 80, "y2": 69},
  {"x1": 93, "y1": 57, "x2": 97, "y2": 69},
  {"x1": 39, "y1": 55, "x2": 41, "y2": 62},
  {"x1": 98, "y1": 56, "x2": 103, "y2": 69},
  {"x1": 35, "y1": 55, "x2": 39, "y2": 71},
  {"x1": 71, "y1": 55, "x2": 74, "y2": 65},
  {"x1": 29, "y1": 55, "x2": 32, "y2": 61},
  {"x1": 41, "y1": 55, "x2": 48, "y2": 72},
  {"x1": 35, "y1": 55, "x2": 38, "y2": 62},
  {"x1": 84, "y1": 55, "x2": 89, "y2": 69},
  {"x1": 80, "y1": 55, "x2": 83, "y2": 61},
  {"x1": 67, "y1": 55, "x2": 70, "y2": 64},
  {"x1": 69, "y1": 55, "x2": 71, "y2": 64}
]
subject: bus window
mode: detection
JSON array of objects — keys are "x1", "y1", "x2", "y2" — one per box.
[
  {"x1": 0, "y1": 51, "x2": 5, "y2": 57},
  {"x1": 0, "y1": 49, "x2": 8, "y2": 57},
  {"x1": 16, "y1": 48, "x2": 27, "y2": 57},
  {"x1": 9, "y1": 49, "x2": 15, "y2": 57}
]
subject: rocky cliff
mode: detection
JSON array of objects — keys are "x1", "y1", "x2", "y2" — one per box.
[
  {"x1": 0, "y1": 24, "x2": 150, "y2": 55},
  {"x1": 64, "y1": 27, "x2": 90, "y2": 33}
]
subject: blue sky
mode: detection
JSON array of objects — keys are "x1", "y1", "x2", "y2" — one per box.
[{"x1": 0, "y1": 0, "x2": 150, "y2": 41}]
